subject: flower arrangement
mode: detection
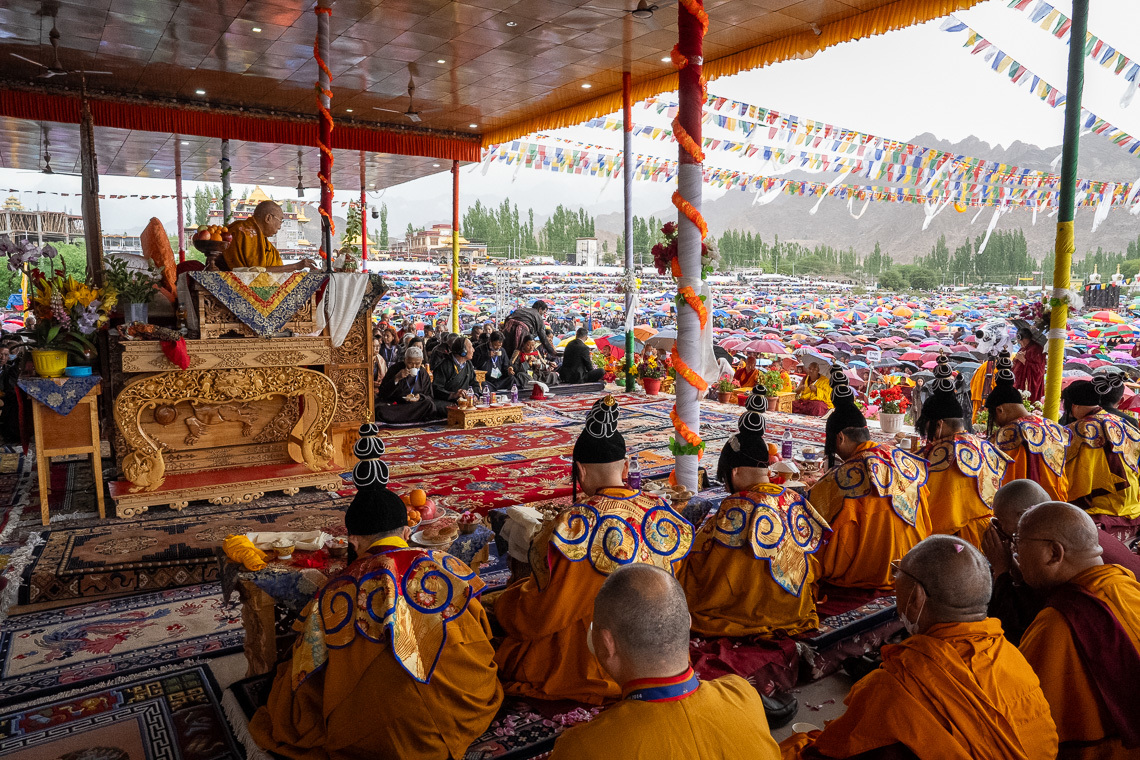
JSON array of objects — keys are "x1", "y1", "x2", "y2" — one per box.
[
  {"x1": 0, "y1": 236, "x2": 114, "y2": 360},
  {"x1": 759, "y1": 368, "x2": 785, "y2": 396},
  {"x1": 714, "y1": 374, "x2": 739, "y2": 393},
  {"x1": 650, "y1": 221, "x2": 720, "y2": 278},
  {"x1": 105, "y1": 256, "x2": 164, "y2": 305},
  {"x1": 869, "y1": 384, "x2": 910, "y2": 415},
  {"x1": 638, "y1": 353, "x2": 667, "y2": 380}
]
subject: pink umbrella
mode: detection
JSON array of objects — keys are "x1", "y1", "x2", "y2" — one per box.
[
  {"x1": 922, "y1": 360, "x2": 938, "y2": 369},
  {"x1": 900, "y1": 351, "x2": 924, "y2": 361},
  {"x1": 748, "y1": 339, "x2": 787, "y2": 354}
]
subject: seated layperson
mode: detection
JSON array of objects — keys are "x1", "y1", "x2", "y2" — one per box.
[
  {"x1": 984, "y1": 350, "x2": 1070, "y2": 501},
  {"x1": 549, "y1": 564, "x2": 780, "y2": 760},
  {"x1": 250, "y1": 435, "x2": 502, "y2": 760},
  {"x1": 509, "y1": 336, "x2": 559, "y2": 390},
  {"x1": 431, "y1": 335, "x2": 476, "y2": 411},
  {"x1": 810, "y1": 367, "x2": 931, "y2": 593},
  {"x1": 1015, "y1": 501, "x2": 1140, "y2": 759},
  {"x1": 780, "y1": 536, "x2": 1058, "y2": 759},
  {"x1": 373, "y1": 347, "x2": 439, "y2": 425},
  {"x1": 493, "y1": 396, "x2": 693, "y2": 704},
  {"x1": 559, "y1": 328, "x2": 605, "y2": 384},
  {"x1": 680, "y1": 390, "x2": 828, "y2": 639},
  {"x1": 473, "y1": 330, "x2": 515, "y2": 392},
  {"x1": 915, "y1": 354, "x2": 1011, "y2": 547},
  {"x1": 1062, "y1": 377, "x2": 1140, "y2": 521}
]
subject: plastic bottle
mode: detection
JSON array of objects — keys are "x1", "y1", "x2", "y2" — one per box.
[
  {"x1": 628, "y1": 453, "x2": 642, "y2": 490},
  {"x1": 510, "y1": 384, "x2": 519, "y2": 404},
  {"x1": 468, "y1": 386, "x2": 476, "y2": 406},
  {"x1": 781, "y1": 429, "x2": 793, "y2": 460},
  {"x1": 483, "y1": 385, "x2": 491, "y2": 406}
]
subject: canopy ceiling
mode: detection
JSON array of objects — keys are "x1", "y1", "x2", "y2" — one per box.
[{"x1": 0, "y1": 0, "x2": 982, "y2": 188}]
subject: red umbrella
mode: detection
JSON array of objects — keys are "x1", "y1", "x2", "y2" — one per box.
[{"x1": 900, "y1": 351, "x2": 924, "y2": 361}]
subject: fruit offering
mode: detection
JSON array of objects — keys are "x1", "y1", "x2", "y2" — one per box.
[
  {"x1": 192, "y1": 224, "x2": 233, "y2": 244},
  {"x1": 407, "y1": 508, "x2": 422, "y2": 527},
  {"x1": 458, "y1": 511, "x2": 480, "y2": 534}
]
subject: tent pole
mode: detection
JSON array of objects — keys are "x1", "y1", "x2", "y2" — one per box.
[
  {"x1": 452, "y1": 160, "x2": 461, "y2": 335},
  {"x1": 360, "y1": 151, "x2": 367, "y2": 264},
  {"x1": 174, "y1": 136, "x2": 185, "y2": 263},
  {"x1": 1043, "y1": 0, "x2": 1088, "y2": 421},
  {"x1": 623, "y1": 71, "x2": 635, "y2": 392}
]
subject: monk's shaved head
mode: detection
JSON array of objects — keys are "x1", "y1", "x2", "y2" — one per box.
[
  {"x1": 1015, "y1": 502, "x2": 1104, "y2": 590},
  {"x1": 1019, "y1": 502, "x2": 1101, "y2": 554},
  {"x1": 902, "y1": 535, "x2": 992, "y2": 621},
  {"x1": 993, "y1": 479, "x2": 1050, "y2": 525},
  {"x1": 594, "y1": 564, "x2": 690, "y2": 672}
]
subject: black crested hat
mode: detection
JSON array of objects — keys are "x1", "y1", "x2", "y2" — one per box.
[
  {"x1": 352, "y1": 422, "x2": 390, "y2": 489},
  {"x1": 1092, "y1": 369, "x2": 1126, "y2": 406},
  {"x1": 1062, "y1": 379, "x2": 1100, "y2": 407},
  {"x1": 718, "y1": 389, "x2": 770, "y2": 488},
  {"x1": 345, "y1": 484, "x2": 407, "y2": 536},
  {"x1": 918, "y1": 353, "x2": 965, "y2": 425},
  {"x1": 825, "y1": 363, "x2": 866, "y2": 465},
  {"x1": 983, "y1": 350, "x2": 1022, "y2": 410},
  {"x1": 573, "y1": 394, "x2": 626, "y2": 464}
]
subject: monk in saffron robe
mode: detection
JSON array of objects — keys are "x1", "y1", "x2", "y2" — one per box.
[
  {"x1": 968, "y1": 358, "x2": 996, "y2": 422},
  {"x1": 985, "y1": 350, "x2": 1070, "y2": 501},
  {"x1": 250, "y1": 436, "x2": 502, "y2": 760},
  {"x1": 916, "y1": 354, "x2": 1010, "y2": 547},
  {"x1": 781, "y1": 536, "x2": 1058, "y2": 760},
  {"x1": 549, "y1": 564, "x2": 780, "y2": 760},
  {"x1": 809, "y1": 368, "x2": 931, "y2": 593},
  {"x1": 222, "y1": 200, "x2": 317, "y2": 271},
  {"x1": 1015, "y1": 501, "x2": 1140, "y2": 759},
  {"x1": 732, "y1": 350, "x2": 761, "y2": 392},
  {"x1": 1062, "y1": 378, "x2": 1140, "y2": 521},
  {"x1": 494, "y1": 396, "x2": 693, "y2": 704}
]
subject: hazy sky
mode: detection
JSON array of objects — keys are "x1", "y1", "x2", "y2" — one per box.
[{"x1": 2, "y1": 0, "x2": 1137, "y2": 236}]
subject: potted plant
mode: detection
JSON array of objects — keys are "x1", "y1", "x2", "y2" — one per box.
[
  {"x1": 870, "y1": 384, "x2": 910, "y2": 434},
  {"x1": 638, "y1": 354, "x2": 666, "y2": 396},
  {"x1": 714, "y1": 374, "x2": 740, "y2": 404},
  {"x1": 106, "y1": 256, "x2": 163, "y2": 324},
  {"x1": 0, "y1": 236, "x2": 114, "y2": 377},
  {"x1": 760, "y1": 368, "x2": 785, "y2": 407}
]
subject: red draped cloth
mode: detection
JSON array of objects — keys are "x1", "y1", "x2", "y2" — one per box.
[{"x1": 1014, "y1": 343, "x2": 1045, "y2": 401}]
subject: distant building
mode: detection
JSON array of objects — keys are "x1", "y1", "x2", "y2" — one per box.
[
  {"x1": 201, "y1": 186, "x2": 318, "y2": 258},
  {"x1": 0, "y1": 195, "x2": 83, "y2": 244},
  {"x1": 102, "y1": 234, "x2": 143, "y2": 256},
  {"x1": 407, "y1": 223, "x2": 487, "y2": 265},
  {"x1": 568, "y1": 237, "x2": 599, "y2": 267}
]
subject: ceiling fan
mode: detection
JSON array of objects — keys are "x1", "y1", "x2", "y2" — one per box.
[
  {"x1": 10, "y1": 21, "x2": 112, "y2": 79},
  {"x1": 581, "y1": 0, "x2": 676, "y2": 23},
  {"x1": 373, "y1": 77, "x2": 442, "y2": 124}
]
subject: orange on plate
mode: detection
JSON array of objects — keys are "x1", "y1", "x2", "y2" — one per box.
[{"x1": 407, "y1": 489, "x2": 427, "y2": 508}]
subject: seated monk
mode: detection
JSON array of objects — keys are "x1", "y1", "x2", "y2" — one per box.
[
  {"x1": 809, "y1": 369, "x2": 931, "y2": 593},
  {"x1": 982, "y1": 479, "x2": 1140, "y2": 646},
  {"x1": 493, "y1": 396, "x2": 694, "y2": 704},
  {"x1": 549, "y1": 564, "x2": 780, "y2": 760},
  {"x1": 915, "y1": 355, "x2": 1011, "y2": 547},
  {"x1": 222, "y1": 200, "x2": 318, "y2": 272},
  {"x1": 984, "y1": 350, "x2": 1070, "y2": 501},
  {"x1": 1015, "y1": 501, "x2": 1140, "y2": 759},
  {"x1": 680, "y1": 390, "x2": 828, "y2": 639},
  {"x1": 793, "y1": 360, "x2": 832, "y2": 417},
  {"x1": 1062, "y1": 378, "x2": 1140, "y2": 522},
  {"x1": 780, "y1": 535, "x2": 1058, "y2": 760},
  {"x1": 733, "y1": 350, "x2": 761, "y2": 391},
  {"x1": 250, "y1": 449, "x2": 502, "y2": 760}
]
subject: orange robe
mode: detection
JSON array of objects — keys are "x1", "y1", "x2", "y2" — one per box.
[
  {"x1": 780, "y1": 619, "x2": 1058, "y2": 760},
  {"x1": 807, "y1": 442, "x2": 931, "y2": 590},
  {"x1": 1066, "y1": 411, "x2": 1140, "y2": 519},
  {"x1": 249, "y1": 542, "x2": 502, "y2": 760},
  {"x1": 1019, "y1": 564, "x2": 1140, "y2": 759},
  {"x1": 223, "y1": 216, "x2": 283, "y2": 269},
  {"x1": 679, "y1": 483, "x2": 828, "y2": 637},
  {"x1": 991, "y1": 414, "x2": 1070, "y2": 501},
  {"x1": 733, "y1": 364, "x2": 760, "y2": 391},
  {"x1": 494, "y1": 487, "x2": 693, "y2": 703},
  {"x1": 920, "y1": 434, "x2": 1011, "y2": 547},
  {"x1": 550, "y1": 673, "x2": 780, "y2": 760},
  {"x1": 970, "y1": 361, "x2": 995, "y2": 420}
]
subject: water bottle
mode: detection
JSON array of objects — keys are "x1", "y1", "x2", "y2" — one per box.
[
  {"x1": 468, "y1": 386, "x2": 476, "y2": 406},
  {"x1": 781, "y1": 429, "x2": 793, "y2": 460},
  {"x1": 482, "y1": 385, "x2": 491, "y2": 406},
  {"x1": 628, "y1": 453, "x2": 642, "y2": 490},
  {"x1": 510, "y1": 384, "x2": 519, "y2": 404}
]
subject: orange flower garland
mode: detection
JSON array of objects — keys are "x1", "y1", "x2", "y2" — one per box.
[
  {"x1": 314, "y1": 6, "x2": 336, "y2": 242},
  {"x1": 677, "y1": 285, "x2": 708, "y2": 329}
]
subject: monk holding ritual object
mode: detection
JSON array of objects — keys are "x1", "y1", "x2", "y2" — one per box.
[
  {"x1": 916, "y1": 354, "x2": 1011, "y2": 547},
  {"x1": 493, "y1": 395, "x2": 693, "y2": 704},
  {"x1": 249, "y1": 425, "x2": 501, "y2": 759},
  {"x1": 223, "y1": 200, "x2": 318, "y2": 272},
  {"x1": 1015, "y1": 501, "x2": 1140, "y2": 759},
  {"x1": 780, "y1": 535, "x2": 1058, "y2": 760},
  {"x1": 548, "y1": 564, "x2": 781, "y2": 760}
]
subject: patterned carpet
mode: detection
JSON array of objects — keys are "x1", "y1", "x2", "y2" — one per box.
[
  {"x1": 0, "y1": 583, "x2": 242, "y2": 704},
  {"x1": 0, "y1": 663, "x2": 242, "y2": 760},
  {"x1": 386, "y1": 426, "x2": 577, "y2": 477}
]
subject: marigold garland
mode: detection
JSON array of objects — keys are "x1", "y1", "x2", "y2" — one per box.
[
  {"x1": 314, "y1": 6, "x2": 336, "y2": 245},
  {"x1": 677, "y1": 285, "x2": 707, "y2": 329}
]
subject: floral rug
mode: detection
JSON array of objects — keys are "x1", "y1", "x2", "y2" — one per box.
[
  {"x1": 386, "y1": 426, "x2": 578, "y2": 477},
  {"x1": 0, "y1": 583, "x2": 242, "y2": 704},
  {"x1": 528, "y1": 391, "x2": 661, "y2": 413},
  {"x1": 21, "y1": 497, "x2": 348, "y2": 606},
  {"x1": 0, "y1": 662, "x2": 242, "y2": 760}
]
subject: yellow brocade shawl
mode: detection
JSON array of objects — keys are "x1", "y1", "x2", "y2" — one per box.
[
  {"x1": 291, "y1": 547, "x2": 480, "y2": 688},
  {"x1": 531, "y1": 488, "x2": 693, "y2": 590},
  {"x1": 992, "y1": 416, "x2": 1070, "y2": 478},
  {"x1": 1069, "y1": 411, "x2": 1140, "y2": 464},
  {"x1": 809, "y1": 443, "x2": 929, "y2": 526},
  {"x1": 922, "y1": 434, "x2": 1012, "y2": 508},
  {"x1": 701, "y1": 483, "x2": 829, "y2": 597}
]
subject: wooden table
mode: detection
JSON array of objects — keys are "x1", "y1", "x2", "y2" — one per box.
[
  {"x1": 32, "y1": 383, "x2": 104, "y2": 524},
  {"x1": 447, "y1": 403, "x2": 525, "y2": 429}
]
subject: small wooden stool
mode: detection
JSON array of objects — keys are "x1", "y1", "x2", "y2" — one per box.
[{"x1": 32, "y1": 383, "x2": 104, "y2": 524}]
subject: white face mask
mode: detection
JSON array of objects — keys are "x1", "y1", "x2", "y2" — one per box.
[{"x1": 899, "y1": 586, "x2": 925, "y2": 636}]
